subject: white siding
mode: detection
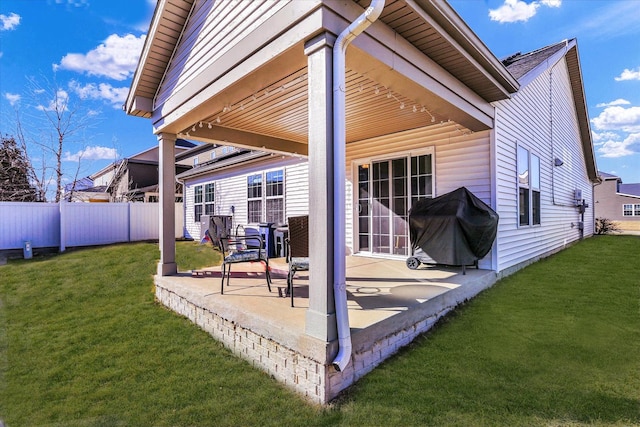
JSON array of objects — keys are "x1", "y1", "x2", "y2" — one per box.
[
  {"x1": 182, "y1": 156, "x2": 307, "y2": 239},
  {"x1": 285, "y1": 162, "x2": 309, "y2": 217},
  {"x1": 156, "y1": 0, "x2": 290, "y2": 107},
  {"x1": 345, "y1": 124, "x2": 493, "y2": 263},
  {"x1": 493, "y1": 58, "x2": 594, "y2": 273}
]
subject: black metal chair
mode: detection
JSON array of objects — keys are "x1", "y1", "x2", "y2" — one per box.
[
  {"x1": 285, "y1": 215, "x2": 309, "y2": 307},
  {"x1": 215, "y1": 225, "x2": 272, "y2": 295}
]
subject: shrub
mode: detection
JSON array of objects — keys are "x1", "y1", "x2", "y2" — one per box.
[{"x1": 595, "y1": 217, "x2": 620, "y2": 235}]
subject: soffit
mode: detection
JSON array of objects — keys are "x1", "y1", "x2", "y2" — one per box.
[
  {"x1": 127, "y1": 0, "x2": 195, "y2": 117},
  {"x1": 358, "y1": 0, "x2": 517, "y2": 102},
  {"x1": 178, "y1": 67, "x2": 455, "y2": 147}
]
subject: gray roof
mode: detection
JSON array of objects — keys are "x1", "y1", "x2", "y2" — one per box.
[
  {"x1": 502, "y1": 40, "x2": 569, "y2": 80},
  {"x1": 177, "y1": 150, "x2": 269, "y2": 180},
  {"x1": 619, "y1": 183, "x2": 640, "y2": 197},
  {"x1": 598, "y1": 171, "x2": 620, "y2": 181}
]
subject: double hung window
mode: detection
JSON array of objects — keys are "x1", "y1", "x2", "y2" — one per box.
[
  {"x1": 204, "y1": 183, "x2": 215, "y2": 216},
  {"x1": 623, "y1": 204, "x2": 640, "y2": 216},
  {"x1": 194, "y1": 185, "x2": 203, "y2": 223},
  {"x1": 193, "y1": 182, "x2": 215, "y2": 222},
  {"x1": 247, "y1": 169, "x2": 285, "y2": 224},
  {"x1": 518, "y1": 145, "x2": 541, "y2": 226}
]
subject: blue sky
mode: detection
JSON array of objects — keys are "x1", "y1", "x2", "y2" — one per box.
[{"x1": 1, "y1": 0, "x2": 639, "y2": 198}]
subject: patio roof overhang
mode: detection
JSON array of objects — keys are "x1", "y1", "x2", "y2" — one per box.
[{"x1": 126, "y1": 0, "x2": 519, "y2": 154}]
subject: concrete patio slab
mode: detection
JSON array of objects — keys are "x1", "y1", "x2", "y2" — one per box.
[{"x1": 154, "y1": 255, "x2": 497, "y2": 403}]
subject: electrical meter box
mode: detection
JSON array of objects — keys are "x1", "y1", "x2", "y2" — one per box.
[{"x1": 23, "y1": 241, "x2": 33, "y2": 259}]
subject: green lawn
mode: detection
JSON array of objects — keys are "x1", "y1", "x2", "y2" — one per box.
[{"x1": 1, "y1": 236, "x2": 638, "y2": 426}]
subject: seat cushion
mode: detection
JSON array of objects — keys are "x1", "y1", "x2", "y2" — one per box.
[
  {"x1": 225, "y1": 249, "x2": 266, "y2": 263},
  {"x1": 290, "y1": 257, "x2": 309, "y2": 271}
]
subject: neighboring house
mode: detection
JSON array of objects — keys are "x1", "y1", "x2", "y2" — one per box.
[
  {"x1": 126, "y1": 0, "x2": 599, "y2": 402},
  {"x1": 63, "y1": 177, "x2": 109, "y2": 202},
  {"x1": 91, "y1": 139, "x2": 195, "y2": 202},
  {"x1": 595, "y1": 171, "x2": 640, "y2": 231}
]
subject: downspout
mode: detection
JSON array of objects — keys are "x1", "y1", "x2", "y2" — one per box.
[{"x1": 332, "y1": 0, "x2": 385, "y2": 372}]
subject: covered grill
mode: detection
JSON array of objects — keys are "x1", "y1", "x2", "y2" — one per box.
[{"x1": 407, "y1": 187, "x2": 498, "y2": 272}]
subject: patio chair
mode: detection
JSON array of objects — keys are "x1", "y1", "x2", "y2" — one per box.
[
  {"x1": 218, "y1": 227, "x2": 272, "y2": 295},
  {"x1": 285, "y1": 215, "x2": 309, "y2": 307}
]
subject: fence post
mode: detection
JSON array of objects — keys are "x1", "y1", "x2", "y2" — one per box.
[
  {"x1": 128, "y1": 202, "x2": 132, "y2": 242},
  {"x1": 59, "y1": 201, "x2": 66, "y2": 252}
]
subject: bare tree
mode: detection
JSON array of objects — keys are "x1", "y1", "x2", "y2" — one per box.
[
  {"x1": 14, "y1": 112, "x2": 47, "y2": 201},
  {"x1": 22, "y1": 76, "x2": 98, "y2": 202}
]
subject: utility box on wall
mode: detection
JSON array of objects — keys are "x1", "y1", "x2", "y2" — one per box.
[{"x1": 23, "y1": 241, "x2": 33, "y2": 259}]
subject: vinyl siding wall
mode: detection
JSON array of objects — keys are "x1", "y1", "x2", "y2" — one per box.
[
  {"x1": 181, "y1": 124, "x2": 493, "y2": 265},
  {"x1": 183, "y1": 156, "x2": 307, "y2": 239},
  {"x1": 156, "y1": 0, "x2": 291, "y2": 108},
  {"x1": 345, "y1": 123, "x2": 493, "y2": 266},
  {"x1": 493, "y1": 58, "x2": 594, "y2": 273}
]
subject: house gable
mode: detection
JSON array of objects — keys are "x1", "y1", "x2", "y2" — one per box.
[{"x1": 503, "y1": 39, "x2": 598, "y2": 184}]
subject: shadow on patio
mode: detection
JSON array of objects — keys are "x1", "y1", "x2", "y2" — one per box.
[{"x1": 155, "y1": 255, "x2": 496, "y2": 349}]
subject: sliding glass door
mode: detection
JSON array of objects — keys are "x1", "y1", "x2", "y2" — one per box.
[{"x1": 356, "y1": 151, "x2": 433, "y2": 256}]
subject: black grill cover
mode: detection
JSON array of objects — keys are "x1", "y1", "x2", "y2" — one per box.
[{"x1": 409, "y1": 187, "x2": 498, "y2": 266}]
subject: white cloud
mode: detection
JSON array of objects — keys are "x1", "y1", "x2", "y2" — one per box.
[
  {"x1": 592, "y1": 104, "x2": 640, "y2": 158},
  {"x1": 591, "y1": 105, "x2": 640, "y2": 133},
  {"x1": 69, "y1": 80, "x2": 129, "y2": 108},
  {"x1": 596, "y1": 99, "x2": 631, "y2": 108},
  {"x1": 63, "y1": 145, "x2": 119, "y2": 162},
  {"x1": 4, "y1": 93, "x2": 21, "y2": 106},
  {"x1": 489, "y1": 0, "x2": 561, "y2": 23},
  {"x1": 597, "y1": 133, "x2": 640, "y2": 158},
  {"x1": 592, "y1": 130, "x2": 620, "y2": 144},
  {"x1": 54, "y1": 34, "x2": 145, "y2": 81},
  {"x1": 0, "y1": 12, "x2": 20, "y2": 31},
  {"x1": 36, "y1": 89, "x2": 70, "y2": 112},
  {"x1": 615, "y1": 68, "x2": 640, "y2": 82}
]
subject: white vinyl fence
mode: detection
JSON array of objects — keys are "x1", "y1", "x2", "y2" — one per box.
[{"x1": 0, "y1": 202, "x2": 184, "y2": 252}]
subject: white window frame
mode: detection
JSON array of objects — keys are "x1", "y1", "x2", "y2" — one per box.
[
  {"x1": 352, "y1": 147, "x2": 435, "y2": 256},
  {"x1": 531, "y1": 153, "x2": 541, "y2": 225},
  {"x1": 194, "y1": 185, "x2": 203, "y2": 223},
  {"x1": 204, "y1": 182, "x2": 215, "y2": 216},
  {"x1": 625, "y1": 203, "x2": 640, "y2": 216},
  {"x1": 247, "y1": 174, "x2": 262, "y2": 224},
  {"x1": 265, "y1": 169, "x2": 285, "y2": 224},
  {"x1": 517, "y1": 145, "x2": 541, "y2": 227},
  {"x1": 246, "y1": 169, "x2": 286, "y2": 224}
]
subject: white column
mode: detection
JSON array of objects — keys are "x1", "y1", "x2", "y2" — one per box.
[
  {"x1": 157, "y1": 132, "x2": 177, "y2": 276},
  {"x1": 304, "y1": 33, "x2": 338, "y2": 342}
]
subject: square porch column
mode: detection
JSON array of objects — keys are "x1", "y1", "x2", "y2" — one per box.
[
  {"x1": 157, "y1": 132, "x2": 177, "y2": 276},
  {"x1": 304, "y1": 33, "x2": 338, "y2": 342}
]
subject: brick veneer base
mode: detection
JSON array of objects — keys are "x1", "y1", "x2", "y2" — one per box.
[{"x1": 155, "y1": 281, "x2": 459, "y2": 404}]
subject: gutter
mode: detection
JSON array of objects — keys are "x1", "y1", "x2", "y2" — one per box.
[{"x1": 332, "y1": 0, "x2": 385, "y2": 372}]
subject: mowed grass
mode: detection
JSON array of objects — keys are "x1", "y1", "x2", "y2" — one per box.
[{"x1": 1, "y1": 236, "x2": 638, "y2": 426}]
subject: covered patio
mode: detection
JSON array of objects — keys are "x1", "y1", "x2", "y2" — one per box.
[
  {"x1": 127, "y1": 0, "x2": 516, "y2": 403},
  {"x1": 155, "y1": 256, "x2": 496, "y2": 403}
]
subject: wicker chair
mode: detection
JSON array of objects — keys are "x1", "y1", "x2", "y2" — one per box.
[
  {"x1": 216, "y1": 226, "x2": 272, "y2": 295},
  {"x1": 285, "y1": 215, "x2": 309, "y2": 307}
]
